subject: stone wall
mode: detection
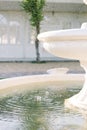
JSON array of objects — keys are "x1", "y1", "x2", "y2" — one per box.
[{"x1": 0, "y1": 1, "x2": 87, "y2": 61}]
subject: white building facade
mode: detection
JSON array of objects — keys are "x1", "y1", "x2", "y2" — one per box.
[{"x1": 0, "y1": 0, "x2": 87, "y2": 61}]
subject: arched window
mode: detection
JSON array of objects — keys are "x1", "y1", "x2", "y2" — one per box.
[
  {"x1": 0, "y1": 14, "x2": 8, "y2": 44},
  {"x1": 9, "y1": 21, "x2": 20, "y2": 44},
  {"x1": 0, "y1": 14, "x2": 21, "y2": 45}
]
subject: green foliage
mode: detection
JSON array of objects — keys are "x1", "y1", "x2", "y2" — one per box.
[
  {"x1": 21, "y1": 0, "x2": 45, "y2": 26},
  {"x1": 21, "y1": 0, "x2": 45, "y2": 62}
]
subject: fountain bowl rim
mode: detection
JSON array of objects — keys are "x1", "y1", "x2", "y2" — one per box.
[{"x1": 38, "y1": 28, "x2": 87, "y2": 42}]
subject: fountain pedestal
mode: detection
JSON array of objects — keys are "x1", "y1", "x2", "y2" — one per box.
[
  {"x1": 38, "y1": 23, "x2": 87, "y2": 110},
  {"x1": 65, "y1": 60, "x2": 87, "y2": 110},
  {"x1": 65, "y1": 71, "x2": 87, "y2": 110}
]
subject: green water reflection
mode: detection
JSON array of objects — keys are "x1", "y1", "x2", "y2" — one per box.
[{"x1": 0, "y1": 86, "x2": 86, "y2": 130}]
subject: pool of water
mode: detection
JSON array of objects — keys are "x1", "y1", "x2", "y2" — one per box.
[{"x1": 0, "y1": 85, "x2": 86, "y2": 130}]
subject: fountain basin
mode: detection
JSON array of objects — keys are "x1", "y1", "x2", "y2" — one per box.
[
  {"x1": 0, "y1": 74, "x2": 84, "y2": 96},
  {"x1": 0, "y1": 81, "x2": 84, "y2": 130},
  {"x1": 38, "y1": 28, "x2": 87, "y2": 61},
  {"x1": 0, "y1": 66, "x2": 84, "y2": 129}
]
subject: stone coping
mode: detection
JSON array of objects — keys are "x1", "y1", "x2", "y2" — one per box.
[{"x1": 0, "y1": 73, "x2": 84, "y2": 96}]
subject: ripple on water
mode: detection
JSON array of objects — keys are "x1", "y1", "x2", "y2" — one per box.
[{"x1": 0, "y1": 86, "x2": 85, "y2": 130}]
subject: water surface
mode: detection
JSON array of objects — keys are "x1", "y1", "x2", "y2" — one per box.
[{"x1": 0, "y1": 85, "x2": 86, "y2": 130}]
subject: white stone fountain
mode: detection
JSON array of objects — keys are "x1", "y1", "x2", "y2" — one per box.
[{"x1": 38, "y1": 23, "x2": 87, "y2": 111}]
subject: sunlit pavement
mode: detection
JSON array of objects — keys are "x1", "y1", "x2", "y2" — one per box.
[{"x1": 0, "y1": 61, "x2": 85, "y2": 78}]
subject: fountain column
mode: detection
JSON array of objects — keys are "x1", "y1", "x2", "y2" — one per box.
[
  {"x1": 38, "y1": 22, "x2": 87, "y2": 111},
  {"x1": 65, "y1": 60, "x2": 87, "y2": 110}
]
